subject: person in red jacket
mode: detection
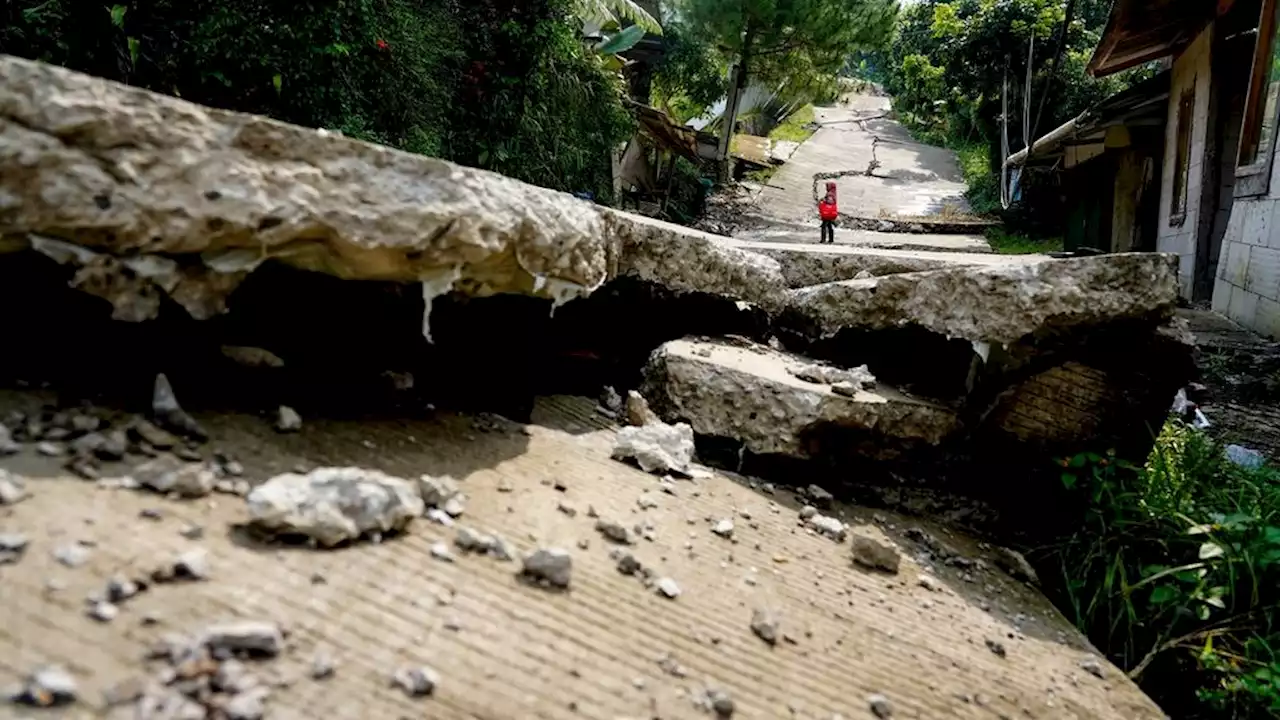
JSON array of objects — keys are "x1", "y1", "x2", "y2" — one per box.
[{"x1": 817, "y1": 187, "x2": 838, "y2": 244}]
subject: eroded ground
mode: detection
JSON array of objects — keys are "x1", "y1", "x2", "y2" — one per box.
[{"x1": 0, "y1": 392, "x2": 1164, "y2": 719}]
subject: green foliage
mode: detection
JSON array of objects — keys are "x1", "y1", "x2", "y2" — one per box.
[
  {"x1": 650, "y1": 21, "x2": 726, "y2": 123},
  {"x1": 571, "y1": 0, "x2": 662, "y2": 35},
  {"x1": 769, "y1": 105, "x2": 817, "y2": 144},
  {"x1": 984, "y1": 227, "x2": 1062, "y2": 254},
  {"x1": 1043, "y1": 422, "x2": 1280, "y2": 717},
  {"x1": 0, "y1": 0, "x2": 634, "y2": 200}
]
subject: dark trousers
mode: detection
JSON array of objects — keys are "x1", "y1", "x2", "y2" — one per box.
[{"x1": 820, "y1": 220, "x2": 835, "y2": 244}]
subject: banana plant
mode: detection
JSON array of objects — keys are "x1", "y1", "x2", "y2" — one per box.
[{"x1": 572, "y1": 0, "x2": 662, "y2": 35}]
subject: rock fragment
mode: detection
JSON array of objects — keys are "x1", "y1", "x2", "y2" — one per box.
[
  {"x1": 985, "y1": 638, "x2": 1007, "y2": 658},
  {"x1": 274, "y1": 406, "x2": 302, "y2": 433},
  {"x1": 918, "y1": 575, "x2": 942, "y2": 592},
  {"x1": 706, "y1": 688, "x2": 735, "y2": 717},
  {"x1": 311, "y1": 652, "x2": 336, "y2": 680},
  {"x1": 10, "y1": 665, "x2": 77, "y2": 707},
  {"x1": 711, "y1": 519, "x2": 735, "y2": 539},
  {"x1": 851, "y1": 536, "x2": 900, "y2": 574},
  {"x1": 0, "y1": 532, "x2": 28, "y2": 564},
  {"x1": 429, "y1": 542, "x2": 455, "y2": 562},
  {"x1": 750, "y1": 608, "x2": 780, "y2": 646},
  {"x1": 392, "y1": 666, "x2": 439, "y2": 697},
  {"x1": 37, "y1": 441, "x2": 65, "y2": 457},
  {"x1": 0, "y1": 423, "x2": 18, "y2": 455},
  {"x1": 868, "y1": 693, "x2": 893, "y2": 718},
  {"x1": 87, "y1": 600, "x2": 119, "y2": 622},
  {"x1": 805, "y1": 484, "x2": 834, "y2": 509},
  {"x1": 656, "y1": 577, "x2": 681, "y2": 598},
  {"x1": 798, "y1": 505, "x2": 817, "y2": 521},
  {"x1": 418, "y1": 474, "x2": 461, "y2": 508},
  {"x1": 521, "y1": 547, "x2": 572, "y2": 589},
  {"x1": 612, "y1": 421, "x2": 695, "y2": 475},
  {"x1": 789, "y1": 362, "x2": 876, "y2": 389},
  {"x1": 595, "y1": 518, "x2": 634, "y2": 545},
  {"x1": 152, "y1": 373, "x2": 207, "y2": 441},
  {"x1": 221, "y1": 345, "x2": 286, "y2": 369},
  {"x1": 246, "y1": 467, "x2": 423, "y2": 546},
  {"x1": 992, "y1": 546, "x2": 1039, "y2": 585},
  {"x1": 806, "y1": 514, "x2": 847, "y2": 542},
  {"x1": 199, "y1": 620, "x2": 284, "y2": 657},
  {"x1": 1080, "y1": 656, "x2": 1105, "y2": 679},
  {"x1": 223, "y1": 690, "x2": 267, "y2": 720},
  {"x1": 626, "y1": 390, "x2": 660, "y2": 426},
  {"x1": 53, "y1": 542, "x2": 91, "y2": 568},
  {"x1": 134, "y1": 457, "x2": 217, "y2": 498},
  {"x1": 96, "y1": 429, "x2": 128, "y2": 461},
  {"x1": 614, "y1": 551, "x2": 642, "y2": 576},
  {"x1": 0, "y1": 470, "x2": 27, "y2": 505}
]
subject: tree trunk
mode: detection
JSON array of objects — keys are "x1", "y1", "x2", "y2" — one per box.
[{"x1": 717, "y1": 19, "x2": 755, "y2": 181}]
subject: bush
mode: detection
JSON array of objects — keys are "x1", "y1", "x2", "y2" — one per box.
[{"x1": 1040, "y1": 421, "x2": 1280, "y2": 718}]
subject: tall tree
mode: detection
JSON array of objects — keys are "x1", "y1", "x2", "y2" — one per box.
[{"x1": 672, "y1": 0, "x2": 897, "y2": 171}]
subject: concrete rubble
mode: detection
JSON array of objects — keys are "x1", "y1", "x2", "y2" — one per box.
[
  {"x1": 245, "y1": 467, "x2": 424, "y2": 546},
  {"x1": 642, "y1": 338, "x2": 960, "y2": 457}
]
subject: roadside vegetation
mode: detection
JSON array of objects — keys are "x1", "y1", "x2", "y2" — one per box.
[
  {"x1": 768, "y1": 104, "x2": 817, "y2": 144},
  {"x1": 1040, "y1": 422, "x2": 1280, "y2": 718}
]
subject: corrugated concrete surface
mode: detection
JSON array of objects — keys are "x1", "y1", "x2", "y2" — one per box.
[{"x1": 0, "y1": 396, "x2": 1165, "y2": 719}]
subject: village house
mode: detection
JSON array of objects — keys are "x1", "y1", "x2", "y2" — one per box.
[{"x1": 1015, "y1": 0, "x2": 1280, "y2": 339}]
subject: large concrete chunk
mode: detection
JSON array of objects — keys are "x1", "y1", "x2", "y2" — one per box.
[
  {"x1": 642, "y1": 338, "x2": 960, "y2": 457},
  {"x1": 0, "y1": 55, "x2": 787, "y2": 320},
  {"x1": 727, "y1": 238, "x2": 1044, "y2": 287},
  {"x1": 784, "y1": 253, "x2": 1179, "y2": 345}
]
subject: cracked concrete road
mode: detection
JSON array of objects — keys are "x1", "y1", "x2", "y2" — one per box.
[{"x1": 0, "y1": 393, "x2": 1165, "y2": 719}]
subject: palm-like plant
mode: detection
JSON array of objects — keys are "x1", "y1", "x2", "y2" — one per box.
[{"x1": 572, "y1": 0, "x2": 662, "y2": 35}]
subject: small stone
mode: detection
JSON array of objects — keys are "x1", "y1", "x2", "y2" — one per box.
[
  {"x1": 868, "y1": 693, "x2": 893, "y2": 718},
  {"x1": 612, "y1": 419, "x2": 696, "y2": 475},
  {"x1": 657, "y1": 653, "x2": 687, "y2": 678},
  {"x1": 152, "y1": 373, "x2": 207, "y2": 441},
  {"x1": 442, "y1": 496, "x2": 466, "y2": 518},
  {"x1": 521, "y1": 547, "x2": 572, "y2": 588},
  {"x1": 0, "y1": 532, "x2": 28, "y2": 564},
  {"x1": 392, "y1": 666, "x2": 439, "y2": 697},
  {"x1": 1080, "y1": 656, "x2": 1105, "y2": 679},
  {"x1": 311, "y1": 652, "x2": 336, "y2": 680},
  {"x1": 106, "y1": 574, "x2": 141, "y2": 602},
  {"x1": 248, "y1": 467, "x2": 423, "y2": 546},
  {"x1": 625, "y1": 390, "x2": 659, "y2": 427},
  {"x1": 750, "y1": 608, "x2": 780, "y2": 645},
  {"x1": 711, "y1": 519, "x2": 735, "y2": 538},
  {"x1": 637, "y1": 493, "x2": 659, "y2": 510},
  {"x1": 135, "y1": 457, "x2": 216, "y2": 498},
  {"x1": 88, "y1": 601, "x2": 119, "y2": 622},
  {"x1": 851, "y1": 536, "x2": 900, "y2": 574},
  {"x1": 53, "y1": 542, "x2": 90, "y2": 567},
  {"x1": 96, "y1": 430, "x2": 128, "y2": 461},
  {"x1": 102, "y1": 677, "x2": 146, "y2": 707},
  {"x1": 66, "y1": 457, "x2": 99, "y2": 480},
  {"x1": 985, "y1": 638, "x2": 1007, "y2": 658},
  {"x1": 69, "y1": 431, "x2": 105, "y2": 456},
  {"x1": 805, "y1": 484, "x2": 834, "y2": 508},
  {"x1": 223, "y1": 690, "x2": 266, "y2": 720},
  {"x1": 656, "y1": 577, "x2": 681, "y2": 598},
  {"x1": 918, "y1": 575, "x2": 942, "y2": 592},
  {"x1": 139, "y1": 507, "x2": 163, "y2": 520},
  {"x1": 180, "y1": 524, "x2": 204, "y2": 540},
  {"x1": 595, "y1": 518, "x2": 633, "y2": 544},
  {"x1": 807, "y1": 514, "x2": 847, "y2": 543},
  {"x1": 37, "y1": 441, "x2": 66, "y2": 457},
  {"x1": 199, "y1": 620, "x2": 284, "y2": 657},
  {"x1": 576, "y1": 538, "x2": 590, "y2": 550},
  {"x1": 417, "y1": 474, "x2": 460, "y2": 508},
  {"x1": 496, "y1": 478, "x2": 514, "y2": 493},
  {"x1": 12, "y1": 665, "x2": 77, "y2": 707},
  {"x1": 173, "y1": 548, "x2": 209, "y2": 580},
  {"x1": 600, "y1": 386, "x2": 623, "y2": 413},
  {"x1": 425, "y1": 507, "x2": 454, "y2": 526},
  {"x1": 557, "y1": 501, "x2": 578, "y2": 517},
  {"x1": 0, "y1": 469, "x2": 26, "y2": 504},
  {"x1": 0, "y1": 423, "x2": 19, "y2": 455},
  {"x1": 798, "y1": 505, "x2": 817, "y2": 521},
  {"x1": 454, "y1": 527, "x2": 496, "y2": 554},
  {"x1": 707, "y1": 688, "x2": 735, "y2": 717},
  {"x1": 275, "y1": 405, "x2": 302, "y2": 433},
  {"x1": 173, "y1": 445, "x2": 202, "y2": 462},
  {"x1": 430, "y1": 541, "x2": 455, "y2": 562},
  {"x1": 615, "y1": 552, "x2": 642, "y2": 576}
]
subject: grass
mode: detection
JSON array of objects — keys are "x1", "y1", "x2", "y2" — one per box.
[
  {"x1": 769, "y1": 104, "x2": 817, "y2": 144},
  {"x1": 985, "y1": 227, "x2": 1063, "y2": 255},
  {"x1": 1039, "y1": 421, "x2": 1280, "y2": 717}
]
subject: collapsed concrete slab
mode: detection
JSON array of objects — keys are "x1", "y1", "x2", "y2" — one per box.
[
  {"x1": 641, "y1": 337, "x2": 960, "y2": 458},
  {"x1": 782, "y1": 253, "x2": 1179, "y2": 345},
  {"x1": 0, "y1": 55, "x2": 788, "y2": 325},
  {"x1": 727, "y1": 238, "x2": 1044, "y2": 287}
]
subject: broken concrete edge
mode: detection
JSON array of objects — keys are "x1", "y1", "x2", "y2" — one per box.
[
  {"x1": 641, "y1": 337, "x2": 961, "y2": 457},
  {"x1": 782, "y1": 252, "x2": 1180, "y2": 346},
  {"x1": 836, "y1": 214, "x2": 1001, "y2": 236},
  {"x1": 0, "y1": 55, "x2": 789, "y2": 326},
  {"x1": 729, "y1": 238, "x2": 1045, "y2": 288}
]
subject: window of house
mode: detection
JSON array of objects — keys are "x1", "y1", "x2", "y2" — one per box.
[
  {"x1": 1236, "y1": 0, "x2": 1280, "y2": 196},
  {"x1": 1171, "y1": 88, "x2": 1195, "y2": 225}
]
